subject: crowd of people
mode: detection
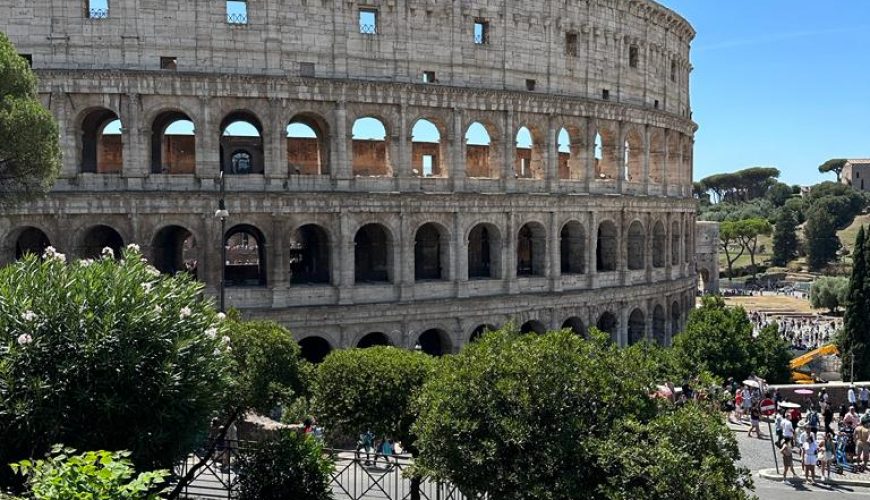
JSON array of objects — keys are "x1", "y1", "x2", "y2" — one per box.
[{"x1": 749, "y1": 312, "x2": 841, "y2": 351}]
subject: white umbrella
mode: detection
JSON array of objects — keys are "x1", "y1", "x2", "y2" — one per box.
[
  {"x1": 779, "y1": 401, "x2": 801, "y2": 409},
  {"x1": 742, "y1": 379, "x2": 760, "y2": 388}
]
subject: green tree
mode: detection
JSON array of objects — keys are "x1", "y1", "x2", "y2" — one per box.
[
  {"x1": 735, "y1": 218, "x2": 772, "y2": 271},
  {"x1": 804, "y1": 203, "x2": 841, "y2": 271},
  {"x1": 818, "y1": 158, "x2": 847, "y2": 180},
  {"x1": 719, "y1": 221, "x2": 746, "y2": 280},
  {"x1": 765, "y1": 181, "x2": 793, "y2": 207},
  {"x1": 771, "y1": 208, "x2": 799, "y2": 266},
  {"x1": 236, "y1": 431, "x2": 333, "y2": 500},
  {"x1": 0, "y1": 248, "x2": 230, "y2": 491},
  {"x1": 0, "y1": 32, "x2": 61, "y2": 203},
  {"x1": 413, "y1": 329, "x2": 752, "y2": 500},
  {"x1": 809, "y1": 276, "x2": 849, "y2": 313},
  {"x1": 842, "y1": 226, "x2": 870, "y2": 381},
  {"x1": 750, "y1": 323, "x2": 793, "y2": 384}
]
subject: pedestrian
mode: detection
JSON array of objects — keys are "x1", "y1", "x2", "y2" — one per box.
[
  {"x1": 780, "y1": 439, "x2": 798, "y2": 483},
  {"x1": 806, "y1": 407, "x2": 820, "y2": 435},
  {"x1": 774, "y1": 411, "x2": 784, "y2": 447},
  {"x1": 789, "y1": 406, "x2": 801, "y2": 432},
  {"x1": 802, "y1": 433, "x2": 818, "y2": 484},
  {"x1": 741, "y1": 385, "x2": 753, "y2": 422},
  {"x1": 862, "y1": 386, "x2": 870, "y2": 413},
  {"x1": 849, "y1": 384, "x2": 858, "y2": 408},
  {"x1": 855, "y1": 420, "x2": 870, "y2": 473},
  {"x1": 356, "y1": 430, "x2": 375, "y2": 466},
  {"x1": 819, "y1": 432, "x2": 835, "y2": 482},
  {"x1": 781, "y1": 416, "x2": 795, "y2": 447},
  {"x1": 748, "y1": 405, "x2": 762, "y2": 439},
  {"x1": 823, "y1": 403, "x2": 834, "y2": 435}
]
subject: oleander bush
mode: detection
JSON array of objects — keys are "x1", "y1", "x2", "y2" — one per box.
[{"x1": 236, "y1": 431, "x2": 332, "y2": 500}]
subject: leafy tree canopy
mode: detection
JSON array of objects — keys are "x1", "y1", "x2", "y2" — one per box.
[
  {"x1": 809, "y1": 276, "x2": 849, "y2": 314},
  {"x1": 818, "y1": 158, "x2": 848, "y2": 179}
]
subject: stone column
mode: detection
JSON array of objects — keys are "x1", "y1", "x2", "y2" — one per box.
[
  {"x1": 546, "y1": 115, "x2": 558, "y2": 192},
  {"x1": 618, "y1": 304, "x2": 628, "y2": 347},
  {"x1": 121, "y1": 93, "x2": 146, "y2": 181},
  {"x1": 265, "y1": 98, "x2": 287, "y2": 182},
  {"x1": 665, "y1": 212, "x2": 674, "y2": 281},
  {"x1": 196, "y1": 96, "x2": 219, "y2": 180},
  {"x1": 645, "y1": 212, "x2": 653, "y2": 283},
  {"x1": 549, "y1": 211, "x2": 562, "y2": 292},
  {"x1": 662, "y1": 129, "x2": 670, "y2": 197},
  {"x1": 451, "y1": 108, "x2": 466, "y2": 191},
  {"x1": 333, "y1": 102, "x2": 351, "y2": 184},
  {"x1": 270, "y1": 218, "x2": 289, "y2": 307},
  {"x1": 337, "y1": 211, "x2": 354, "y2": 304},
  {"x1": 642, "y1": 125, "x2": 651, "y2": 195},
  {"x1": 396, "y1": 103, "x2": 410, "y2": 180},
  {"x1": 587, "y1": 211, "x2": 598, "y2": 288},
  {"x1": 503, "y1": 110, "x2": 515, "y2": 191},
  {"x1": 619, "y1": 209, "x2": 628, "y2": 286},
  {"x1": 50, "y1": 91, "x2": 76, "y2": 178},
  {"x1": 454, "y1": 212, "x2": 468, "y2": 298},
  {"x1": 584, "y1": 117, "x2": 594, "y2": 192},
  {"x1": 616, "y1": 121, "x2": 626, "y2": 193},
  {"x1": 398, "y1": 213, "x2": 414, "y2": 301},
  {"x1": 505, "y1": 211, "x2": 518, "y2": 294}
]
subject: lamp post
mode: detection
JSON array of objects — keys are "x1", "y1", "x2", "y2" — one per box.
[{"x1": 215, "y1": 171, "x2": 229, "y2": 313}]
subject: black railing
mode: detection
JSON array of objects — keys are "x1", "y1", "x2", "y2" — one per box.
[
  {"x1": 227, "y1": 12, "x2": 248, "y2": 25},
  {"x1": 359, "y1": 24, "x2": 378, "y2": 35},
  {"x1": 88, "y1": 8, "x2": 109, "y2": 19},
  {"x1": 473, "y1": 34, "x2": 486, "y2": 44}
]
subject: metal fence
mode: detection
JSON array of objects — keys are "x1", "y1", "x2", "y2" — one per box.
[
  {"x1": 88, "y1": 8, "x2": 109, "y2": 19},
  {"x1": 226, "y1": 12, "x2": 248, "y2": 25},
  {"x1": 172, "y1": 441, "x2": 478, "y2": 500}
]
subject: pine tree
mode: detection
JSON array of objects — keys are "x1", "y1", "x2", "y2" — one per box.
[
  {"x1": 772, "y1": 209, "x2": 798, "y2": 266},
  {"x1": 842, "y1": 226, "x2": 870, "y2": 381}
]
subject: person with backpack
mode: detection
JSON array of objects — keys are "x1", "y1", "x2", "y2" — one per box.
[
  {"x1": 807, "y1": 408, "x2": 820, "y2": 435},
  {"x1": 356, "y1": 430, "x2": 375, "y2": 466}
]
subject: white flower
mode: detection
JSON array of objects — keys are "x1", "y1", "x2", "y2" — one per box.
[
  {"x1": 225, "y1": 346, "x2": 232, "y2": 353},
  {"x1": 141, "y1": 282, "x2": 153, "y2": 293},
  {"x1": 21, "y1": 310, "x2": 37, "y2": 322},
  {"x1": 145, "y1": 266, "x2": 160, "y2": 277},
  {"x1": 179, "y1": 306, "x2": 192, "y2": 318},
  {"x1": 126, "y1": 243, "x2": 141, "y2": 253},
  {"x1": 204, "y1": 327, "x2": 218, "y2": 340},
  {"x1": 101, "y1": 247, "x2": 114, "y2": 259},
  {"x1": 79, "y1": 258, "x2": 94, "y2": 267},
  {"x1": 221, "y1": 335, "x2": 231, "y2": 344},
  {"x1": 216, "y1": 312, "x2": 227, "y2": 321},
  {"x1": 154, "y1": 304, "x2": 163, "y2": 314},
  {"x1": 213, "y1": 348, "x2": 222, "y2": 356},
  {"x1": 42, "y1": 246, "x2": 66, "y2": 263},
  {"x1": 17, "y1": 333, "x2": 32, "y2": 346}
]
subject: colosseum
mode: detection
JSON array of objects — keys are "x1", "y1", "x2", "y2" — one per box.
[{"x1": 1, "y1": 0, "x2": 699, "y2": 362}]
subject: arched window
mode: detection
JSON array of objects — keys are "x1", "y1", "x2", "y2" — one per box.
[
  {"x1": 653, "y1": 305, "x2": 666, "y2": 346},
  {"x1": 289, "y1": 224, "x2": 330, "y2": 284},
  {"x1": 628, "y1": 309, "x2": 645, "y2": 345},
  {"x1": 224, "y1": 225, "x2": 266, "y2": 287},
  {"x1": 354, "y1": 223, "x2": 392, "y2": 283},
  {"x1": 470, "y1": 324, "x2": 496, "y2": 343},
  {"x1": 595, "y1": 127, "x2": 618, "y2": 179},
  {"x1": 79, "y1": 225, "x2": 123, "y2": 259},
  {"x1": 411, "y1": 119, "x2": 443, "y2": 177},
  {"x1": 520, "y1": 320, "x2": 546, "y2": 334},
  {"x1": 151, "y1": 111, "x2": 195, "y2": 174},
  {"x1": 560, "y1": 221, "x2": 585, "y2": 275},
  {"x1": 352, "y1": 117, "x2": 390, "y2": 176},
  {"x1": 514, "y1": 126, "x2": 543, "y2": 179},
  {"x1": 596, "y1": 221, "x2": 617, "y2": 272},
  {"x1": 624, "y1": 129, "x2": 643, "y2": 182},
  {"x1": 357, "y1": 332, "x2": 392, "y2": 348},
  {"x1": 517, "y1": 222, "x2": 546, "y2": 276},
  {"x1": 596, "y1": 311, "x2": 617, "y2": 339},
  {"x1": 220, "y1": 111, "x2": 264, "y2": 174},
  {"x1": 414, "y1": 223, "x2": 446, "y2": 281},
  {"x1": 287, "y1": 114, "x2": 329, "y2": 175},
  {"x1": 299, "y1": 336, "x2": 332, "y2": 364},
  {"x1": 562, "y1": 317, "x2": 585, "y2": 337},
  {"x1": 557, "y1": 127, "x2": 584, "y2": 180},
  {"x1": 468, "y1": 223, "x2": 501, "y2": 279},
  {"x1": 12, "y1": 227, "x2": 51, "y2": 260},
  {"x1": 81, "y1": 108, "x2": 122, "y2": 173},
  {"x1": 627, "y1": 221, "x2": 645, "y2": 271},
  {"x1": 671, "y1": 301, "x2": 681, "y2": 337},
  {"x1": 671, "y1": 220, "x2": 681, "y2": 265},
  {"x1": 152, "y1": 225, "x2": 198, "y2": 278},
  {"x1": 417, "y1": 329, "x2": 450, "y2": 356},
  {"x1": 466, "y1": 122, "x2": 497, "y2": 178},
  {"x1": 652, "y1": 221, "x2": 666, "y2": 268}
]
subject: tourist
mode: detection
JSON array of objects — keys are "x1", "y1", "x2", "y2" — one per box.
[
  {"x1": 356, "y1": 430, "x2": 375, "y2": 466},
  {"x1": 774, "y1": 411, "x2": 784, "y2": 447},
  {"x1": 802, "y1": 433, "x2": 818, "y2": 484},
  {"x1": 849, "y1": 385, "x2": 858, "y2": 408},
  {"x1": 782, "y1": 415, "x2": 795, "y2": 447},
  {"x1": 855, "y1": 420, "x2": 870, "y2": 472},
  {"x1": 862, "y1": 386, "x2": 870, "y2": 413},
  {"x1": 819, "y1": 388, "x2": 829, "y2": 410},
  {"x1": 797, "y1": 424, "x2": 808, "y2": 467},
  {"x1": 823, "y1": 403, "x2": 834, "y2": 435},
  {"x1": 748, "y1": 405, "x2": 762, "y2": 438},
  {"x1": 844, "y1": 406, "x2": 860, "y2": 430},
  {"x1": 741, "y1": 385, "x2": 753, "y2": 421},
  {"x1": 788, "y1": 406, "x2": 801, "y2": 433},
  {"x1": 780, "y1": 439, "x2": 798, "y2": 483},
  {"x1": 773, "y1": 388, "x2": 783, "y2": 409},
  {"x1": 820, "y1": 433, "x2": 835, "y2": 482},
  {"x1": 806, "y1": 407, "x2": 820, "y2": 435}
]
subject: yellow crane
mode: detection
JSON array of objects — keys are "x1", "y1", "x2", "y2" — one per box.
[{"x1": 790, "y1": 344, "x2": 839, "y2": 384}]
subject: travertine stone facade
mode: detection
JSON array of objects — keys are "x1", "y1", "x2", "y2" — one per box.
[
  {"x1": 1, "y1": 0, "x2": 698, "y2": 361},
  {"x1": 695, "y1": 222, "x2": 719, "y2": 294}
]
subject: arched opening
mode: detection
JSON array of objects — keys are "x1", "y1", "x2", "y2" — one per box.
[
  {"x1": 352, "y1": 117, "x2": 391, "y2": 176},
  {"x1": 517, "y1": 222, "x2": 546, "y2": 277},
  {"x1": 81, "y1": 108, "x2": 122, "y2": 173},
  {"x1": 560, "y1": 221, "x2": 586, "y2": 275},
  {"x1": 596, "y1": 311, "x2": 617, "y2": 339},
  {"x1": 671, "y1": 301, "x2": 681, "y2": 337},
  {"x1": 225, "y1": 225, "x2": 266, "y2": 287},
  {"x1": 13, "y1": 227, "x2": 50, "y2": 260},
  {"x1": 562, "y1": 317, "x2": 586, "y2": 337},
  {"x1": 79, "y1": 225, "x2": 123, "y2": 259},
  {"x1": 595, "y1": 127, "x2": 618, "y2": 179},
  {"x1": 515, "y1": 126, "x2": 544, "y2": 179},
  {"x1": 649, "y1": 129, "x2": 665, "y2": 185},
  {"x1": 520, "y1": 320, "x2": 546, "y2": 334},
  {"x1": 354, "y1": 223, "x2": 392, "y2": 283},
  {"x1": 414, "y1": 223, "x2": 447, "y2": 281},
  {"x1": 468, "y1": 223, "x2": 501, "y2": 279},
  {"x1": 465, "y1": 122, "x2": 497, "y2": 178},
  {"x1": 628, "y1": 308, "x2": 645, "y2": 345},
  {"x1": 671, "y1": 221, "x2": 681, "y2": 265},
  {"x1": 653, "y1": 305, "x2": 666, "y2": 346},
  {"x1": 220, "y1": 111, "x2": 264, "y2": 174},
  {"x1": 624, "y1": 129, "x2": 643, "y2": 182},
  {"x1": 289, "y1": 224, "x2": 330, "y2": 284},
  {"x1": 152, "y1": 225, "x2": 198, "y2": 277},
  {"x1": 299, "y1": 336, "x2": 332, "y2": 364},
  {"x1": 698, "y1": 268, "x2": 710, "y2": 293},
  {"x1": 287, "y1": 114, "x2": 329, "y2": 175},
  {"x1": 627, "y1": 221, "x2": 645, "y2": 271},
  {"x1": 417, "y1": 329, "x2": 450, "y2": 356},
  {"x1": 652, "y1": 221, "x2": 666, "y2": 268},
  {"x1": 470, "y1": 324, "x2": 497, "y2": 343},
  {"x1": 151, "y1": 111, "x2": 195, "y2": 174},
  {"x1": 596, "y1": 221, "x2": 618, "y2": 272},
  {"x1": 411, "y1": 119, "x2": 444, "y2": 177},
  {"x1": 357, "y1": 332, "x2": 392, "y2": 349}
]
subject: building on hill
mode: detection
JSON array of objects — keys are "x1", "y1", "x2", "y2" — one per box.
[{"x1": 840, "y1": 159, "x2": 870, "y2": 191}]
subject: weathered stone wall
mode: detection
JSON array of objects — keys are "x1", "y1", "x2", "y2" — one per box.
[{"x1": 695, "y1": 221, "x2": 719, "y2": 294}]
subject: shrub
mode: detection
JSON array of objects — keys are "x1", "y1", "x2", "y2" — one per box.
[
  {"x1": 10, "y1": 445, "x2": 168, "y2": 500},
  {"x1": 236, "y1": 431, "x2": 333, "y2": 500},
  {"x1": 0, "y1": 247, "x2": 231, "y2": 488}
]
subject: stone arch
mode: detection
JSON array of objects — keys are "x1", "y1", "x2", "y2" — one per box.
[
  {"x1": 80, "y1": 107, "x2": 122, "y2": 173},
  {"x1": 8, "y1": 226, "x2": 51, "y2": 261},
  {"x1": 514, "y1": 125, "x2": 544, "y2": 179},
  {"x1": 417, "y1": 329, "x2": 451, "y2": 356},
  {"x1": 671, "y1": 220, "x2": 681, "y2": 265},
  {"x1": 220, "y1": 110, "x2": 264, "y2": 175},
  {"x1": 289, "y1": 224, "x2": 331, "y2": 284},
  {"x1": 520, "y1": 319, "x2": 547, "y2": 334},
  {"x1": 596, "y1": 311, "x2": 618, "y2": 340},
  {"x1": 465, "y1": 121, "x2": 498, "y2": 178},
  {"x1": 671, "y1": 301, "x2": 681, "y2": 337},
  {"x1": 469, "y1": 323, "x2": 498, "y2": 343},
  {"x1": 357, "y1": 331, "x2": 392, "y2": 349},
  {"x1": 299, "y1": 336, "x2": 332, "y2": 364},
  {"x1": 649, "y1": 128, "x2": 665, "y2": 184},
  {"x1": 557, "y1": 125, "x2": 585, "y2": 180},
  {"x1": 652, "y1": 220, "x2": 666, "y2": 268},
  {"x1": 623, "y1": 127, "x2": 644, "y2": 182},
  {"x1": 78, "y1": 224, "x2": 124, "y2": 259},
  {"x1": 560, "y1": 220, "x2": 586, "y2": 275},
  {"x1": 224, "y1": 224, "x2": 267, "y2": 287},
  {"x1": 352, "y1": 116, "x2": 391, "y2": 176},
  {"x1": 698, "y1": 267, "x2": 711, "y2": 293},
  {"x1": 414, "y1": 222, "x2": 448, "y2": 281},
  {"x1": 151, "y1": 110, "x2": 195, "y2": 174},
  {"x1": 354, "y1": 223, "x2": 393, "y2": 283},
  {"x1": 653, "y1": 304, "x2": 666, "y2": 345},
  {"x1": 627, "y1": 220, "x2": 645, "y2": 271},
  {"x1": 628, "y1": 308, "x2": 645, "y2": 345},
  {"x1": 594, "y1": 123, "x2": 619, "y2": 180},
  {"x1": 596, "y1": 220, "x2": 618, "y2": 272},
  {"x1": 411, "y1": 118, "x2": 445, "y2": 177},
  {"x1": 468, "y1": 222, "x2": 502, "y2": 279},
  {"x1": 517, "y1": 221, "x2": 547, "y2": 277},
  {"x1": 287, "y1": 112, "x2": 330, "y2": 175},
  {"x1": 562, "y1": 317, "x2": 586, "y2": 337},
  {"x1": 152, "y1": 225, "x2": 198, "y2": 278}
]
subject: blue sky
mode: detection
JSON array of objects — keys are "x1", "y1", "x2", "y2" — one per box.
[{"x1": 659, "y1": 0, "x2": 870, "y2": 186}]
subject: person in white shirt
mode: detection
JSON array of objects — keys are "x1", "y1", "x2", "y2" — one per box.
[
  {"x1": 782, "y1": 418, "x2": 795, "y2": 446},
  {"x1": 861, "y1": 386, "x2": 870, "y2": 412},
  {"x1": 803, "y1": 433, "x2": 819, "y2": 483},
  {"x1": 849, "y1": 385, "x2": 857, "y2": 407}
]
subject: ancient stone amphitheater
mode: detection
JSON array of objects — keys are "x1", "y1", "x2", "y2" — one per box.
[{"x1": 2, "y1": 0, "x2": 699, "y2": 362}]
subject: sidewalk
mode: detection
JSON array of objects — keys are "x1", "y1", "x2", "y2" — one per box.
[{"x1": 758, "y1": 468, "x2": 870, "y2": 487}]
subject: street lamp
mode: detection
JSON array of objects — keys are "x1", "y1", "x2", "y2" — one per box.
[{"x1": 215, "y1": 171, "x2": 229, "y2": 313}]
